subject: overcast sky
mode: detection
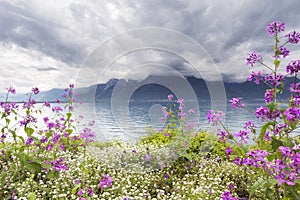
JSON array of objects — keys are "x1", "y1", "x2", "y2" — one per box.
[{"x1": 1, "y1": 0, "x2": 300, "y2": 93}]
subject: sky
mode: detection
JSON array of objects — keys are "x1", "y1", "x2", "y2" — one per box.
[{"x1": 1, "y1": 0, "x2": 300, "y2": 93}]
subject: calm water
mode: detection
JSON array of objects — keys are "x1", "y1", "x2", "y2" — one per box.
[
  {"x1": 3, "y1": 100, "x2": 299, "y2": 142},
  {"x1": 74, "y1": 99, "x2": 299, "y2": 142}
]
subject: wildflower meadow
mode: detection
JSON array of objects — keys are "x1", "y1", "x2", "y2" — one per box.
[{"x1": 1, "y1": 21, "x2": 300, "y2": 199}]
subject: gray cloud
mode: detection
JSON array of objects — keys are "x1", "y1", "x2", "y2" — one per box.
[{"x1": 1, "y1": 0, "x2": 300, "y2": 91}]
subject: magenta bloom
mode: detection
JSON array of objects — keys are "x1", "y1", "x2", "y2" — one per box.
[
  {"x1": 99, "y1": 174, "x2": 113, "y2": 189},
  {"x1": 222, "y1": 191, "x2": 238, "y2": 200},
  {"x1": 277, "y1": 46, "x2": 289, "y2": 58},
  {"x1": 248, "y1": 71, "x2": 262, "y2": 84},
  {"x1": 283, "y1": 106, "x2": 300, "y2": 122},
  {"x1": 264, "y1": 89, "x2": 274, "y2": 103},
  {"x1": 32, "y1": 87, "x2": 39, "y2": 94},
  {"x1": 25, "y1": 137, "x2": 33, "y2": 146},
  {"x1": 246, "y1": 51, "x2": 262, "y2": 67},
  {"x1": 51, "y1": 157, "x2": 67, "y2": 172},
  {"x1": 167, "y1": 94, "x2": 174, "y2": 100},
  {"x1": 207, "y1": 110, "x2": 225, "y2": 126},
  {"x1": 285, "y1": 31, "x2": 300, "y2": 44},
  {"x1": 229, "y1": 97, "x2": 244, "y2": 108},
  {"x1": 266, "y1": 21, "x2": 285, "y2": 36},
  {"x1": 6, "y1": 86, "x2": 16, "y2": 94},
  {"x1": 217, "y1": 130, "x2": 229, "y2": 141},
  {"x1": 80, "y1": 127, "x2": 96, "y2": 143},
  {"x1": 144, "y1": 154, "x2": 151, "y2": 162},
  {"x1": 264, "y1": 73, "x2": 284, "y2": 87},
  {"x1": 225, "y1": 147, "x2": 233, "y2": 159},
  {"x1": 286, "y1": 60, "x2": 300, "y2": 75}
]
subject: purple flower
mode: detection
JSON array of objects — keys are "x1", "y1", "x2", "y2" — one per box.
[
  {"x1": 167, "y1": 94, "x2": 174, "y2": 100},
  {"x1": 69, "y1": 83, "x2": 74, "y2": 88},
  {"x1": 264, "y1": 73, "x2": 284, "y2": 87},
  {"x1": 233, "y1": 157, "x2": 241, "y2": 166},
  {"x1": 222, "y1": 191, "x2": 238, "y2": 200},
  {"x1": 51, "y1": 157, "x2": 67, "y2": 172},
  {"x1": 6, "y1": 86, "x2": 16, "y2": 94},
  {"x1": 44, "y1": 101, "x2": 50, "y2": 107},
  {"x1": 87, "y1": 188, "x2": 94, "y2": 195},
  {"x1": 266, "y1": 21, "x2": 285, "y2": 36},
  {"x1": 163, "y1": 173, "x2": 169, "y2": 179},
  {"x1": 225, "y1": 147, "x2": 233, "y2": 159},
  {"x1": 26, "y1": 137, "x2": 33, "y2": 146},
  {"x1": 46, "y1": 143, "x2": 53, "y2": 151},
  {"x1": 246, "y1": 51, "x2": 262, "y2": 67},
  {"x1": 286, "y1": 60, "x2": 300, "y2": 75},
  {"x1": 188, "y1": 109, "x2": 195, "y2": 114},
  {"x1": 234, "y1": 130, "x2": 250, "y2": 145},
  {"x1": 177, "y1": 98, "x2": 184, "y2": 104},
  {"x1": 217, "y1": 130, "x2": 229, "y2": 141},
  {"x1": 77, "y1": 189, "x2": 83, "y2": 197},
  {"x1": 229, "y1": 97, "x2": 244, "y2": 108},
  {"x1": 277, "y1": 46, "x2": 289, "y2": 58},
  {"x1": 207, "y1": 110, "x2": 225, "y2": 126},
  {"x1": 283, "y1": 106, "x2": 300, "y2": 122},
  {"x1": 144, "y1": 154, "x2": 151, "y2": 162},
  {"x1": 278, "y1": 146, "x2": 292, "y2": 159},
  {"x1": 99, "y1": 174, "x2": 113, "y2": 189},
  {"x1": 264, "y1": 89, "x2": 274, "y2": 103},
  {"x1": 264, "y1": 131, "x2": 271, "y2": 141},
  {"x1": 255, "y1": 106, "x2": 280, "y2": 121},
  {"x1": 290, "y1": 83, "x2": 300, "y2": 93},
  {"x1": 285, "y1": 31, "x2": 300, "y2": 44},
  {"x1": 248, "y1": 71, "x2": 262, "y2": 84},
  {"x1": 32, "y1": 87, "x2": 39, "y2": 94},
  {"x1": 52, "y1": 133, "x2": 60, "y2": 144},
  {"x1": 80, "y1": 128, "x2": 96, "y2": 143},
  {"x1": 244, "y1": 121, "x2": 256, "y2": 130},
  {"x1": 164, "y1": 132, "x2": 171, "y2": 137},
  {"x1": 52, "y1": 106, "x2": 63, "y2": 112}
]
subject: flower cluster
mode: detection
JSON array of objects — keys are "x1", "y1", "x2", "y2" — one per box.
[
  {"x1": 99, "y1": 174, "x2": 113, "y2": 189},
  {"x1": 207, "y1": 110, "x2": 225, "y2": 126},
  {"x1": 246, "y1": 51, "x2": 262, "y2": 66},
  {"x1": 286, "y1": 60, "x2": 300, "y2": 75},
  {"x1": 265, "y1": 21, "x2": 285, "y2": 36}
]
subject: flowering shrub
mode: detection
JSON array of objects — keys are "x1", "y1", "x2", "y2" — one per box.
[{"x1": 211, "y1": 21, "x2": 300, "y2": 199}]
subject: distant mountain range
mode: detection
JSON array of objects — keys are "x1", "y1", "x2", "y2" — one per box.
[{"x1": 2, "y1": 76, "x2": 297, "y2": 103}]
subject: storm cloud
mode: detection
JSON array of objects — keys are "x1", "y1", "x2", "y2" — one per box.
[{"x1": 1, "y1": 0, "x2": 300, "y2": 92}]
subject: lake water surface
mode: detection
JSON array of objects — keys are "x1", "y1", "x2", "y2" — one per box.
[{"x1": 74, "y1": 99, "x2": 300, "y2": 142}]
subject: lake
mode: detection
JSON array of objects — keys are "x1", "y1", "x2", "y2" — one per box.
[{"x1": 74, "y1": 99, "x2": 300, "y2": 143}]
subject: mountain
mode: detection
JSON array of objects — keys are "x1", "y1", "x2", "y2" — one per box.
[
  {"x1": 3, "y1": 76, "x2": 296, "y2": 103},
  {"x1": 79, "y1": 76, "x2": 296, "y2": 102}
]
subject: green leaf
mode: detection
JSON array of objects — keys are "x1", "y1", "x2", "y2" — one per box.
[
  {"x1": 274, "y1": 60, "x2": 281, "y2": 68},
  {"x1": 5, "y1": 118, "x2": 10, "y2": 125},
  {"x1": 65, "y1": 129, "x2": 73, "y2": 134},
  {"x1": 46, "y1": 131, "x2": 53, "y2": 138},
  {"x1": 16, "y1": 153, "x2": 27, "y2": 166},
  {"x1": 26, "y1": 162, "x2": 41, "y2": 174},
  {"x1": 67, "y1": 112, "x2": 72, "y2": 119},
  {"x1": 271, "y1": 137, "x2": 283, "y2": 152},
  {"x1": 27, "y1": 192, "x2": 36, "y2": 200},
  {"x1": 47, "y1": 171, "x2": 59, "y2": 180},
  {"x1": 259, "y1": 122, "x2": 274, "y2": 142},
  {"x1": 72, "y1": 185, "x2": 80, "y2": 195},
  {"x1": 266, "y1": 102, "x2": 278, "y2": 113},
  {"x1": 25, "y1": 127, "x2": 34, "y2": 137},
  {"x1": 282, "y1": 137, "x2": 294, "y2": 148},
  {"x1": 249, "y1": 178, "x2": 267, "y2": 197}
]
